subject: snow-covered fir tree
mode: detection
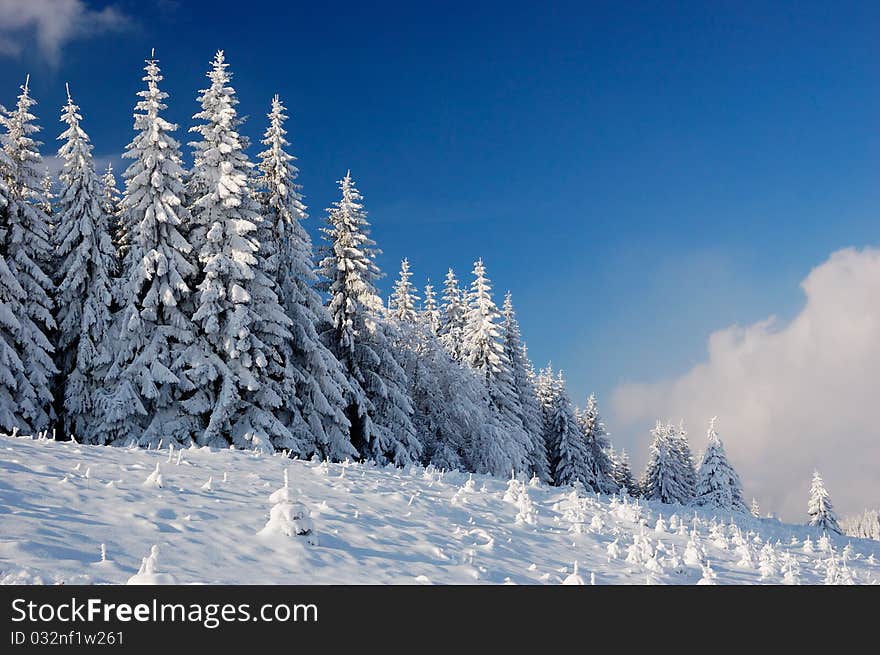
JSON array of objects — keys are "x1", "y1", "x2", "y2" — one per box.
[
  {"x1": 389, "y1": 258, "x2": 419, "y2": 323},
  {"x1": 611, "y1": 448, "x2": 637, "y2": 495},
  {"x1": 186, "y1": 51, "x2": 296, "y2": 453},
  {"x1": 40, "y1": 169, "x2": 54, "y2": 217},
  {"x1": 94, "y1": 53, "x2": 198, "y2": 446},
  {"x1": 808, "y1": 470, "x2": 842, "y2": 535},
  {"x1": 256, "y1": 94, "x2": 354, "y2": 460},
  {"x1": 438, "y1": 268, "x2": 466, "y2": 361},
  {"x1": 751, "y1": 497, "x2": 761, "y2": 518},
  {"x1": 0, "y1": 76, "x2": 57, "y2": 433},
  {"x1": 462, "y1": 259, "x2": 530, "y2": 475},
  {"x1": 693, "y1": 417, "x2": 748, "y2": 513},
  {"x1": 317, "y1": 171, "x2": 419, "y2": 465},
  {"x1": 52, "y1": 86, "x2": 116, "y2": 441},
  {"x1": 391, "y1": 302, "x2": 501, "y2": 472},
  {"x1": 537, "y1": 365, "x2": 594, "y2": 488},
  {"x1": 40, "y1": 169, "x2": 57, "y2": 268},
  {"x1": 502, "y1": 292, "x2": 550, "y2": 482},
  {"x1": 0, "y1": 113, "x2": 27, "y2": 431},
  {"x1": 577, "y1": 394, "x2": 617, "y2": 493},
  {"x1": 640, "y1": 422, "x2": 693, "y2": 505},
  {"x1": 99, "y1": 164, "x2": 123, "y2": 258},
  {"x1": 670, "y1": 421, "x2": 696, "y2": 502},
  {"x1": 421, "y1": 281, "x2": 440, "y2": 336}
]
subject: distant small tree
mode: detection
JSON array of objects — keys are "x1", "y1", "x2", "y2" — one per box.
[
  {"x1": 693, "y1": 417, "x2": 748, "y2": 513},
  {"x1": 389, "y1": 258, "x2": 419, "y2": 323},
  {"x1": 611, "y1": 448, "x2": 637, "y2": 496},
  {"x1": 751, "y1": 498, "x2": 761, "y2": 518},
  {"x1": 99, "y1": 164, "x2": 122, "y2": 265},
  {"x1": 808, "y1": 470, "x2": 842, "y2": 535},
  {"x1": 842, "y1": 508, "x2": 880, "y2": 541},
  {"x1": 577, "y1": 394, "x2": 617, "y2": 493},
  {"x1": 421, "y1": 281, "x2": 441, "y2": 336}
]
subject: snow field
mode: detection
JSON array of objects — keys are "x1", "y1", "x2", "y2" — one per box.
[{"x1": 1, "y1": 434, "x2": 878, "y2": 585}]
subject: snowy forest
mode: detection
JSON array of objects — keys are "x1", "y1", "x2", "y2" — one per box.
[{"x1": 0, "y1": 51, "x2": 869, "y2": 536}]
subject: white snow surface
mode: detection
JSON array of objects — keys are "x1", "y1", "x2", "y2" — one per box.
[{"x1": 1, "y1": 434, "x2": 878, "y2": 585}]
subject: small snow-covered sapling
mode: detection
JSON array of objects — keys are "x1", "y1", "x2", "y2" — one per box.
[
  {"x1": 144, "y1": 463, "x2": 163, "y2": 488},
  {"x1": 562, "y1": 561, "x2": 585, "y2": 585}
]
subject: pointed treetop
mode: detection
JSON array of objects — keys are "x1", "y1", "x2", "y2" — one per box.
[
  {"x1": 390, "y1": 257, "x2": 419, "y2": 322},
  {"x1": 24, "y1": 73, "x2": 30, "y2": 93},
  {"x1": 65, "y1": 82, "x2": 71, "y2": 102}
]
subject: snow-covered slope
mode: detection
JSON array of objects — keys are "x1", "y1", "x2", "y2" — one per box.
[{"x1": 1, "y1": 434, "x2": 877, "y2": 585}]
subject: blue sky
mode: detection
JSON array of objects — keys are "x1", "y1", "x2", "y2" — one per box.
[{"x1": 1, "y1": 1, "x2": 878, "y2": 471}]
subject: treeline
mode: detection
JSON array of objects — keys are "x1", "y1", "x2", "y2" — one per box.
[
  {"x1": 0, "y1": 51, "x2": 776, "y2": 517},
  {"x1": 843, "y1": 508, "x2": 880, "y2": 541}
]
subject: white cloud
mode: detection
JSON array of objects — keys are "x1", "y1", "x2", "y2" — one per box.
[
  {"x1": 611, "y1": 247, "x2": 880, "y2": 521},
  {"x1": 42, "y1": 153, "x2": 121, "y2": 179},
  {"x1": 0, "y1": 0, "x2": 129, "y2": 65}
]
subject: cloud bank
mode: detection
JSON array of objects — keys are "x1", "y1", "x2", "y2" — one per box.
[
  {"x1": 612, "y1": 247, "x2": 880, "y2": 521},
  {"x1": 0, "y1": 0, "x2": 128, "y2": 65}
]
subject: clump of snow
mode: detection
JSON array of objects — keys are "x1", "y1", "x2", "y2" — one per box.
[
  {"x1": 143, "y1": 463, "x2": 163, "y2": 489},
  {"x1": 562, "y1": 561, "x2": 585, "y2": 585},
  {"x1": 126, "y1": 546, "x2": 176, "y2": 585},
  {"x1": 257, "y1": 469, "x2": 317, "y2": 545},
  {"x1": 697, "y1": 561, "x2": 718, "y2": 585}
]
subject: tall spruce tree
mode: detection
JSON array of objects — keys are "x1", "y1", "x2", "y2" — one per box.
[
  {"x1": 462, "y1": 259, "x2": 530, "y2": 474},
  {"x1": 808, "y1": 470, "x2": 842, "y2": 535},
  {"x1": 693, "y1": 417, "x2": 748, "y2": 512},
  {"x1": 53, "y1": 87, "x2": 116, "y2": 441},
  {"x1": 317, "y1": 172, "x2": 419, "y2": 465},
  {"x1": 0, "y1": 107, "x2": 29, "y2": 431},
  {"x1": 389, "y1": 258, "x2": 418, "y2": 323},
  {"x1": 578, "y1": 394, "x2": 617, "y2": 493},
  {"x1": 256, "y1": 94, "x2": 354, "y2": 460},
  {"x1": 439, "y1": 268, "x2": 466, "y2": 361},
  {"x1": 502, "y1": 292, "x2": 550, "y2": 482},
  {"x1": 641, "y1": 421, "x2": 693, "y2": 505},
  {"x1": 0, "y1": 76, "x2": 56, "y2": 433},
  {"x1": 186, "y1": 51, "x2": 295, "y2": 453},
  {"x1": 422, "y1": 281, "x2": 440, "y2": 336},
  {"x1": 670, "y1": 421, "x2": 696, "y2": 502},
  {"x1": 94, "y1": 53, "x2": 198, "y2": 446},
  {"x1": 611, "y1": 448, "x2": 637, "y2": 495},
  {"x1": 537, "y1": 365, "x2": 594, "y2": 488}
]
